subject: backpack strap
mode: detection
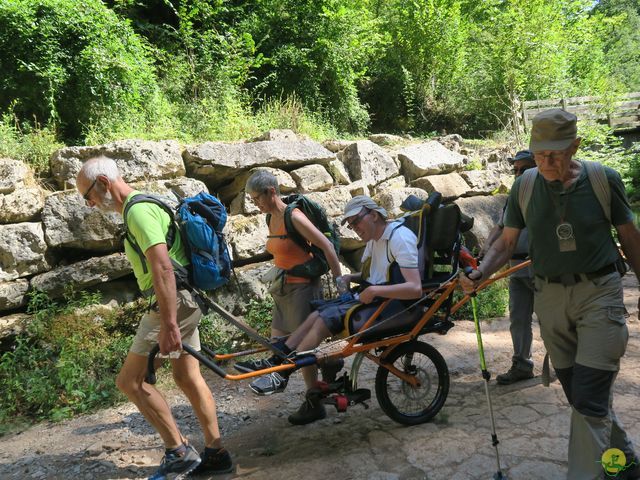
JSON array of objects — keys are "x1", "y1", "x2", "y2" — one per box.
[
  {"x1": 122, "y1": 194, "x2": 177, "y2": 275},
  {"x1": 517, "y1": 167, "x2": 538, "y2": 224},
  {"x1": 582, "y1": 160, "x2": 611, "y2": 224}
]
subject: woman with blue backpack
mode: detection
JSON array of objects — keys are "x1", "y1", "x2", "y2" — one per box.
[{"x1": 234, "y1": 170, "x2": 346, "y2": 401}]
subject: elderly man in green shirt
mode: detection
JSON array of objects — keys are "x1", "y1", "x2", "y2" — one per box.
[
  {"x1": 76, "y1": 156, "x2": 233, "y2": 479},
  {"x1": 461, "y1": 109, "x2": 640, "y2": 480}
]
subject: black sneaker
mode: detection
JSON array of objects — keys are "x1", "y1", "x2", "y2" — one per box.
[
  {"x1": 234, "y1": 357, "x2": 277, "y2": 373},
  {"x1": 288, "y1": 391, "x2": 326, "y2": 425},
  {"x1": 496, "y1": 365, "x2": 534, "y2": 385},
  {"x1": 249, "y1": 372, "x2": 288, "y2": 395},
  {"x1": 148, "y1": 444, "x2": 201, "y2": 480},
  {"x1": 190, "y1": 447, "x2": 233, "y2": 476}
]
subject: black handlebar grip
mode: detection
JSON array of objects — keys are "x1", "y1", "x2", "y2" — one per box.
[{"x1": 145, "y1": 344, "x2": 160, "y2": 385}]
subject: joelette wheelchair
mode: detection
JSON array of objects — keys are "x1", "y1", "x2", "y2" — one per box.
[{"x1": 146, "y1": 192, "x2": 528, "y2": 426}]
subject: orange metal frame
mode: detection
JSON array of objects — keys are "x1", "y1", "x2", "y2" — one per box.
[{"x1": 204, "y1": 260, "x2": 532, "y2": 383}]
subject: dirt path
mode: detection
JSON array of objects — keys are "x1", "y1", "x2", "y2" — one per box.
[{"x1": 1, "y1": 273, "x2": 639, "y2": 480}]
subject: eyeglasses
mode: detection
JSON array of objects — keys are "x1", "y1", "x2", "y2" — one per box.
[
  {"x1": 513, "y1": 166, "x2": 534, "y2": 175},
  {"x1": 346, "y1": 208, "x2": 370, "y2": 230},
  {"x1": 534, "y1": 151, "x2": 568, "y2": 163},
  {"x1": 82, "y1": 179, "x2": 98, "y2": 202},
  {"x1": 249, "y1": 191, "x2": 266, "y2": 203}
]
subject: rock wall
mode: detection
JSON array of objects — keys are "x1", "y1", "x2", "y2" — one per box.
[{"x1": 0, "y1": 131, "x2": 516, "y2": 339}]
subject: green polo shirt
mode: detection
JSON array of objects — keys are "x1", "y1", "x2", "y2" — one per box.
[
  {"x1": 123, "y1": 192, "x2": 189, "y2": 293},
  {"x1": 504, "y1": 162, "x2": 632, "y2": 278}
]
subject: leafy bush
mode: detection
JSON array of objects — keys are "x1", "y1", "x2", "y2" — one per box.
[
  {"x1": 0, "y1": 0, "x2": 162, "y2": 142},
  {"x1": 0, "y1": 112, "x2": 62, "y2": 175},
  {"x1": 452, "y1": 278, "x2": 509, "y2": 321},
  {"x1": 0, "y1": 289, "x2": 144, "y2": 432}
]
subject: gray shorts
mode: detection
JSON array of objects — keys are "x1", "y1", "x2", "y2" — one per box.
[
  {"x1": 534, "y1": 271, "x2": 628, "y2": 371},
  {"x1": 129, "y1": 289, "x2": 202, "y2": 356},
  {"x1": 271, "y1": 278, "x2": 323, "y2": 334},
  {"x1": 313, "y1": 294, "x2": 361, "y2": 335}
]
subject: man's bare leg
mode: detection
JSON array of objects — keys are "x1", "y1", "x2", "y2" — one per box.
[
  {"x1": 116, "y1": 352, "x2": 182, "y2": 448},
  {"x1": 171, "y1": 354, "x2": 221, "y2": 448}
]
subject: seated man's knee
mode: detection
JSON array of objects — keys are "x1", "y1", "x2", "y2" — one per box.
[{"x1": 571, "y1": 364, "x2": 615, "y2": 417}]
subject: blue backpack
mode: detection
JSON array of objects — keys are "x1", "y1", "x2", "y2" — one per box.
[{"x1": 123, "y1": 192, "x2": 232, "y2": 293}]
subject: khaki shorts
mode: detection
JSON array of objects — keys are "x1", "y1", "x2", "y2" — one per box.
[
  {"x1": 271, "y1": 279, "x2": 322, "y2": 334},
  {"x1": 534, "y1": 271, "x2": 628, "y2": 371},
  {"x1": 129, "y1": 289, "x2": 202, "y2": 356}
]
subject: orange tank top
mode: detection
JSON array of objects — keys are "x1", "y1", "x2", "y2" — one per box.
[{"x1": 266, "y1": 211, "x2": 313, "y2": 284}]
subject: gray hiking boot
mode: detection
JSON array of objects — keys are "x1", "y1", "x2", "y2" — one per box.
[
  {"x1": 249, "y1": 372, "x2": 288, "y2": 395},
  {"x1": 496, "y1": 364, "x2": 534, "y2": 385},
  {"x1": 148, "y1": 444, "x2": 201, "y2": 480}
]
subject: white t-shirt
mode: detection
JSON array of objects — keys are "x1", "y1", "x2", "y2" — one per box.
[{"x1": 361, "y1": 221, "x2": 419, "y2": 285}]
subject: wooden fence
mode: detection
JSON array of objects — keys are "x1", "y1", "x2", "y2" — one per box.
[{"x1": 522, "y1": 92, "x2": 640, "y2": 132}]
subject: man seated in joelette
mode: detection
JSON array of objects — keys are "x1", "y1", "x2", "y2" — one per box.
[{"x1": 244, "y1": 196, "x2": 423, "y2": 425}]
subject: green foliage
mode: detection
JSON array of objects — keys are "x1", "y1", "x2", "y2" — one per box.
[
  {"x1": 0, "y1": 0, "x2": 162, "y2": 142},
  {"x1": 244, "y1": 298, "x2": 274, "y2": 338},
  {"x1": 0, "y1": 288, "x2": 144, "y2": 432},
  {"x1": 0, "y1": 112, "x2": 62, "y2": 175},
  {"x1": 453, "y1": 278, "x2": 509, "y2": 320}
]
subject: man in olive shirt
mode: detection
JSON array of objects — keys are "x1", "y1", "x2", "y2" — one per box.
[
  {"x1": 461, "y1": 109, "x2": 640, "y2": 479},
  {"x1": 76, "y1": 157, "x2": 232, "y2": 479}
]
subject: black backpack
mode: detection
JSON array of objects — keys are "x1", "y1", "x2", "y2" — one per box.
[{"x1": 266, "y1": 194, "x2": 340, "y2": 279}]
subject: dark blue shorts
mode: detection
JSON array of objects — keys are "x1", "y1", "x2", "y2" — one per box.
[{"x1": 311, "y1": 293, "x2": 361, "y2": 335}]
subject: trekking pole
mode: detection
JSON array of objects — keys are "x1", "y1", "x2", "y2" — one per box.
[{"x1": 464, "y1": 267, "x2": 507, "y2": 480}]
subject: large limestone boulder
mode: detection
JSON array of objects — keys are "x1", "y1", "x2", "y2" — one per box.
[
  {"x1": 372, "y1": 176, "x2": 407, "y2": 196},
  {"x1": 306, "y1": 186, "x2": 353, "y2": 217},
  {"x1": 322, "y1": 139, "x2": 354, "y2": 153},
  {"x1": 290, "y1": 164, "x2": 333, "y2": 193},
  {"x1": 368, "y1": 133, "x2": 404, "y2": 146},
  {"x1": 455, "y1": 195, "x2": 508, "y2": 251},
  {"x1": 0, "y1": 313, "x2": 31, "y2": 343},
  {"x1": 373, "y1": 187, "x2": 429, "y2": 218},
  {"x1": 218, "y1": 167, "x2": 296, "y2": 203},
  {"x1": 42, "y1": 177, "x2": 207, "y2": 252},
  {"x1": 339, "y1": 140, "x2": 399, "y2": 188},
  {"x1": 398, "y1": 141, "x2": 467, "y2": 181},
  {"x1": 209, "y1": 261, "x2": 273, "y2": 315},
  {"x1": 51, "y1": 140, "x2": 185, "y2": 189},
  {"x1": 0, "y1": 158, "x2": 45, "y2": 223},
  {"x1": 0, "y1": 187, "x2": 46, "y2": 223},
  {"x1": 460, "y1": 170, "x2": 501, "y2": 196},
  {"x1": 411, "y1": 172, "x2": 470, "y2": 201},
  {"x1": 251, "y1": 129, "x2": 299, "y2": 142},
  {"x1": 225, "y1": 214, "x2": 269, "y2": 261},
  {"x1": 229, "y1": 192, "x2": 260, "y2": 216},
  {"x1": 42, "y1": 190, "x2": 123, "y2": 252},
  {"x1": 0, "y1": 158, "x2": 30, "y2": 194},
  {"x1": 325, "y1": 159, "x2": 351, "y2": 185},
  {"x1": 184, "y1": 140, "x2": 335, "y2": 190},
  {"x1": 0, "y1": 279, "x2": 29, "y2": 312},
  {"x1": 30, "y1": 253, "x2": 132, "y2": 298},
  {"x1": 0, "y1": 223, "x2": 51, "y2": 281}
]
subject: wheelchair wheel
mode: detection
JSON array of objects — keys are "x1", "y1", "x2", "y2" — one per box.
[{"x1": 375, "y1": 340, "x2": 449, "y2": 425}]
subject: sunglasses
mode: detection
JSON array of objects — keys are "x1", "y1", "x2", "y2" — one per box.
[
  {"x1": 346, "y1": 208, "x2": 370, "y2": 230},
  {"x1": 82, "y1": 178, "x2": 98, "y2": 202}
]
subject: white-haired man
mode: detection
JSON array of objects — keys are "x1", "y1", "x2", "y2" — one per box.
[{"x1": 76, "y1": 157, "x2": 232, "y2": 479}]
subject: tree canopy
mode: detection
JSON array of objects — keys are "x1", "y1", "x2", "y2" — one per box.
[{"x1": 1, "y1": 0, "x2": 639, "y2": 142}]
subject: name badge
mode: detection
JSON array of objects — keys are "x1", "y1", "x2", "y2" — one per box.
[{"x1": 556, "y1": 222, "x2": 576, "y2": 252}]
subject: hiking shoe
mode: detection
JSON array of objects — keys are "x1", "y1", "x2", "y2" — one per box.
[
  {"x1": 234, "y1": 357, "x2": 277, "y2": 373},
  {"x1": 189, "y1": 447, "x2": 233, "y2": 476},
  {"x1": 288, "y1": 392, "x2": 326, "y2": 425},
  {"x1": 249, "y1": 372, "x2": 288, "y2": 395},
  {"x1": 148, "y1": 444, "x2": 201, "y2": 480},
  {"x1": 496, "y1": 365, "x2": 534, "y2": 385}
]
